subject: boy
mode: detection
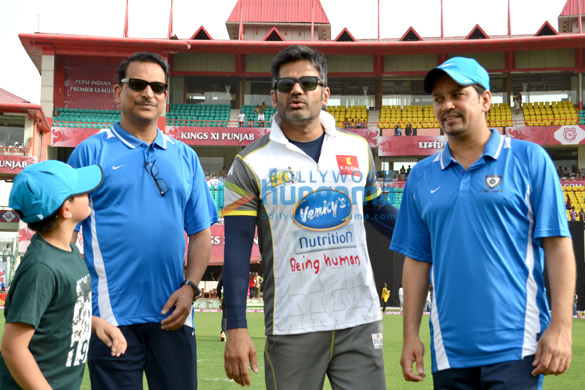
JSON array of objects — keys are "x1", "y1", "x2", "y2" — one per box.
[{"x1": 0, "y1": 160, "x2": 127, "y2": 389}]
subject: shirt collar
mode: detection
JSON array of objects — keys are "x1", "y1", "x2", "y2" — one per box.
[
  {"x1": 269, "y1": 110, "x2": 337, "y2": 145},
  {"x1": 438, "y1": 129, "x2": 504, "y2": 170},
  {"x1": 112, "y1": 122, "x2": 167, "y2": 149}
]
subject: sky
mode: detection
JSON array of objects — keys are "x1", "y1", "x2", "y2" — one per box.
[{"x1": 0, "y1": 0, "x2": 571, "y2": 104}]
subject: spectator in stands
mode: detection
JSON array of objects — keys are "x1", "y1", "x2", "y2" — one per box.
[
  {"x1": 394, "y1": 124, "x2": 402, "y2": 136},
  {"x1": 223, "y1": 44, "x2": 397, "y2": 390},
  {"x1": 380, "y1": 282, "x2": 390, "y2": 312},
  {"x1": 412, "y1": 126, "x2": 418, "y2": 136},
  {"x1": 238, "y1": 111, "x2": 245, "y2": 127},
  {"x1": 248, "y1": 272, "x2": 256, "y2": 299},
  {"x1": 392, "y1": 57, "x2": 575, "y2": 388},
  {"x1": 1, "y1": 160, "x2": 126, "y2": 389},
  {"x1": 260, "y1": 101, "x2": 268, "y2": 112},
  {"x1": 67, "y1": 52, "x2": 218, "y2": 390},
  {"x1": 218, "y1": 167, "x2": 227, "y2": 178},
  {"x1": 557, "y1": 165, "x2": 563, "y2": 177},
  {"x1": 254, "y1": 105, "x2": 261, "y2": 116},
  {"x1": 566, "y1": 194, "x2": 573, "y2": 210},
  {"x1": 563, "y1": 167, "x2": 569, "y2": 178},
  {"x1": 514, "y1": 91, "x2": 522, "y2": 114},
  {"x1": 257, "y1": 110, "x2": 265, "y2": 126},
  {"x1": 407, "y1": 165, "x2": 411, "y2": 175},
  {"x1": 405, "y1": 123, "x2": 413, "y2": 136},
  {"x1": 570, "y1": 207, "x2": 577, "y2": 221},
  {"x1": 579, "y1": 208, "x2": 585, "y2": 222}
]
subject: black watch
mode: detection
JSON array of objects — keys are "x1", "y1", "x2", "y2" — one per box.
[{"x1": 182, "y1": 280, "x2": 201, "y2": 301}]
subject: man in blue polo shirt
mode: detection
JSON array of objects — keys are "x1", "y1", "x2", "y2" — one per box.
[
  {"x1": 390, "y1": 57, "x2": 576, "y2": 389},
  {"x1": 68, "y1": 52, "x2": 218, "y2": 389}
]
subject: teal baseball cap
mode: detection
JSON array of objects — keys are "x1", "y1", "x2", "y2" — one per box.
[
  {"x1": 424, "y1": 57, "x2": 490, "y2": 93},
  {"x1": 9, "y1": 160, "x2": 103, "y2": 223}
]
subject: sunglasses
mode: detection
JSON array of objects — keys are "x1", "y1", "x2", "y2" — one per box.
[
  {"x1": 273, "y1": 76, "x2": 323, "y2": 93},
  {"x1": 121, "y1": 78, "x2": 168, "y2": 94}
]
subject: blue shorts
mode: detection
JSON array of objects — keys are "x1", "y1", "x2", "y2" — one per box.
[
  {"x1": 88, "y1": 323, "x2": 197, "y2": 390},
  {"x1": 432, "y1": 355, "x2": 543, "y2": 390}
]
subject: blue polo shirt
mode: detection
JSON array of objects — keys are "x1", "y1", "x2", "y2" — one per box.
[
  {"x1": 68, "y1": 123, "x2": 218, "y2": 326},
  {"x1": 390, "y1": 129, "x2": 570, "y2": 372}
]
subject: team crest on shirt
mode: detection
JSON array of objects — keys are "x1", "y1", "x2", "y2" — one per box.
[{"x1": 483, "y1": 175, "x2": 503, "y2": 192}]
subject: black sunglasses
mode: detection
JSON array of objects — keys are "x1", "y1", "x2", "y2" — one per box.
[
  {"x1": 145, "y1": 160, "x2": 169, "y2": 196},
  {"x1": 121, "y1": 78, "x2": 168, "y2": 94},
  {"x1": 273, "y1": 76, "x2": 323, "y2": 93}
]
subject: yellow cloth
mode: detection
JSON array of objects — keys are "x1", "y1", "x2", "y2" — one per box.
[{"x1": 381, "y1": 287, "x2": 390, "y2": 302}]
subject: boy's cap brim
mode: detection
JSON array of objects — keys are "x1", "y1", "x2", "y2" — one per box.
[
  {"x1": 9, "y1": 161, "x2": 103, "y2": 223},
  {"x1": 424, "y1": 57, "x2": 490, "y2": 93}
]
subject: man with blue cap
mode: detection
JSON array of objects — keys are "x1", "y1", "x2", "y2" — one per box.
[
  {"x1": 0, "y1": 160, "x2": 126, "y2": 389},
  {"x1": 391, "y1": 57, "x2": 576, "y2": 389}
]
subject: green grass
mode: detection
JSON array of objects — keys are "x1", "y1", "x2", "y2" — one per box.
[{"x1": 1, "y1": 310, "x2": 583, "y2": 389}]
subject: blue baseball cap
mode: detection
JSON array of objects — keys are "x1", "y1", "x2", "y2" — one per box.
[
  {"x1": 9, "y1": 160, "x2": 103, "y2": 223},
  {"x1": 424, "y1": 57, "x2": 490, "y2": 93}
]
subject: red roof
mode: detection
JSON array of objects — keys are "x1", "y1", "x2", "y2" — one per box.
[
  {"x1": 227, "y1": 0, "x2": 329, "y2": 24},
  {"x1": 560, "y1": 0, "x2": 585, "y2": 16},
  {"x1": 0, "y1": 88, "x2": 29, "y2": 104}
]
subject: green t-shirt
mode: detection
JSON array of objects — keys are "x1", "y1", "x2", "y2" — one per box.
[{"x1": 0, "y1": 234, "x2": 92, "y2": 390}]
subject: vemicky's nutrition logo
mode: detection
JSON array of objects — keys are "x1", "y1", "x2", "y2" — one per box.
[{"x1": 293, "y1": 189, "x2": 352, "y2": 231}]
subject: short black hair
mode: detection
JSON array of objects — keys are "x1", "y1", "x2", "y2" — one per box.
[
  {"x1": 15, "y1": 195, "x2": 74, "y2": 234},
  {"x1": 472, "y1": 84, "x2": 486, "y2": 98},
  {"x1": 118, "y1": 52, "x2": 169, "y2": 84},
  {"x1": 270, "y1": 45, "x2": 328, "y2": 88},
  {"x1": 16, "y1": 209, "x2": 58, "y2": 234}
]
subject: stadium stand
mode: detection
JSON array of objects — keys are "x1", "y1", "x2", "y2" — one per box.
[
  {"x1": 326, "y1": 105, "x2": 368, "y2": 128},
  {"x1": 240, "y1": 104, "x2": 277, "y2": 127},
  {"x1": 378, "y1": 105, "x2": 438, "y2": 129},
  {"x1": 167, "y1": 104, "x2": 231, "y2": 127},
  {"x1": 563, "y1": 184, "x2": 584, "y2": 220},
  {"x1": 383, "y1": 186, "x2": 403, "y2": 209},
  {"x1": 523, "y1": 101, "x2": 578, "y2": 127},
  {"x1": 53, "y1": 108, "x2": 120, "y2": 128},
  {"x1": 487, "y1": 103, "x2": 513, "y2": 127}
]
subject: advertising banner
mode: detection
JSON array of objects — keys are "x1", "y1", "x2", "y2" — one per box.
[
  {"x1": 166, "y1": 126, "x2": 270, "y2": 147},
  {"x1": 0, "y1": 155, "x2": 37, "y2": 174},
  {"x1": 507, "y1": 125, "x2": 585, "y2": 145},
  {"x1": 52, "y1": 127, "x2": 102, "y2": 147},
  {"x1": 0, "y1": 210, "x2": 20, "y2": 232},
  {"x1": 210, "y1": 224, "x2": 261, "y2": 265},
  {"x1": 63, "y1": 59, "x2": 119, "y2": 110},
  {"x1": 378, "y1": 135, "x2": 448, "y2": 156}
]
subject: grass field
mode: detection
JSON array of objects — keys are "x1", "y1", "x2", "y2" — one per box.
[{"x1": 0, "y1": 310, "x2": 583, "y2": 389}]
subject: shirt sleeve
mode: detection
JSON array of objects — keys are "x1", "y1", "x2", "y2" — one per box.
[
  {"x1": 363, "y1": 194, "x2": 398, "y2": 239},
  {"x1": 365, "y1": 144, "x2": 382, "y2": 202},
  {"x1": 5, "y1": 263, "x2": 55, "y2": 327},
  {"x1": 223, "y1": 215, "x2": 257, "y2": 329},
  {"x1": 223, "y1": 156, "x2": 260, "y2": 218},
  {"x1": 184, "y1": 150, "x2": 219, "y2": 235},
  {"x1": 529, "y1": 144, "x2": 571, "y2": 241},
  {"x1": 389, "y1": 171, "x2": 433, "y2": 263}
]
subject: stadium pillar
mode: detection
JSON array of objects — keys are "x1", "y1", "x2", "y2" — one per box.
[{"x1": 579, "y1": 73, "x2": 583, "y2": 111}]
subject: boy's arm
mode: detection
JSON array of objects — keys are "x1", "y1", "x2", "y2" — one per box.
[
  {"x1": 91, "y1": 316, "x2": 127, "y2": 358},
  {"x1": 1, "y1": 322, "x2": 52, "y2": 390}
]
